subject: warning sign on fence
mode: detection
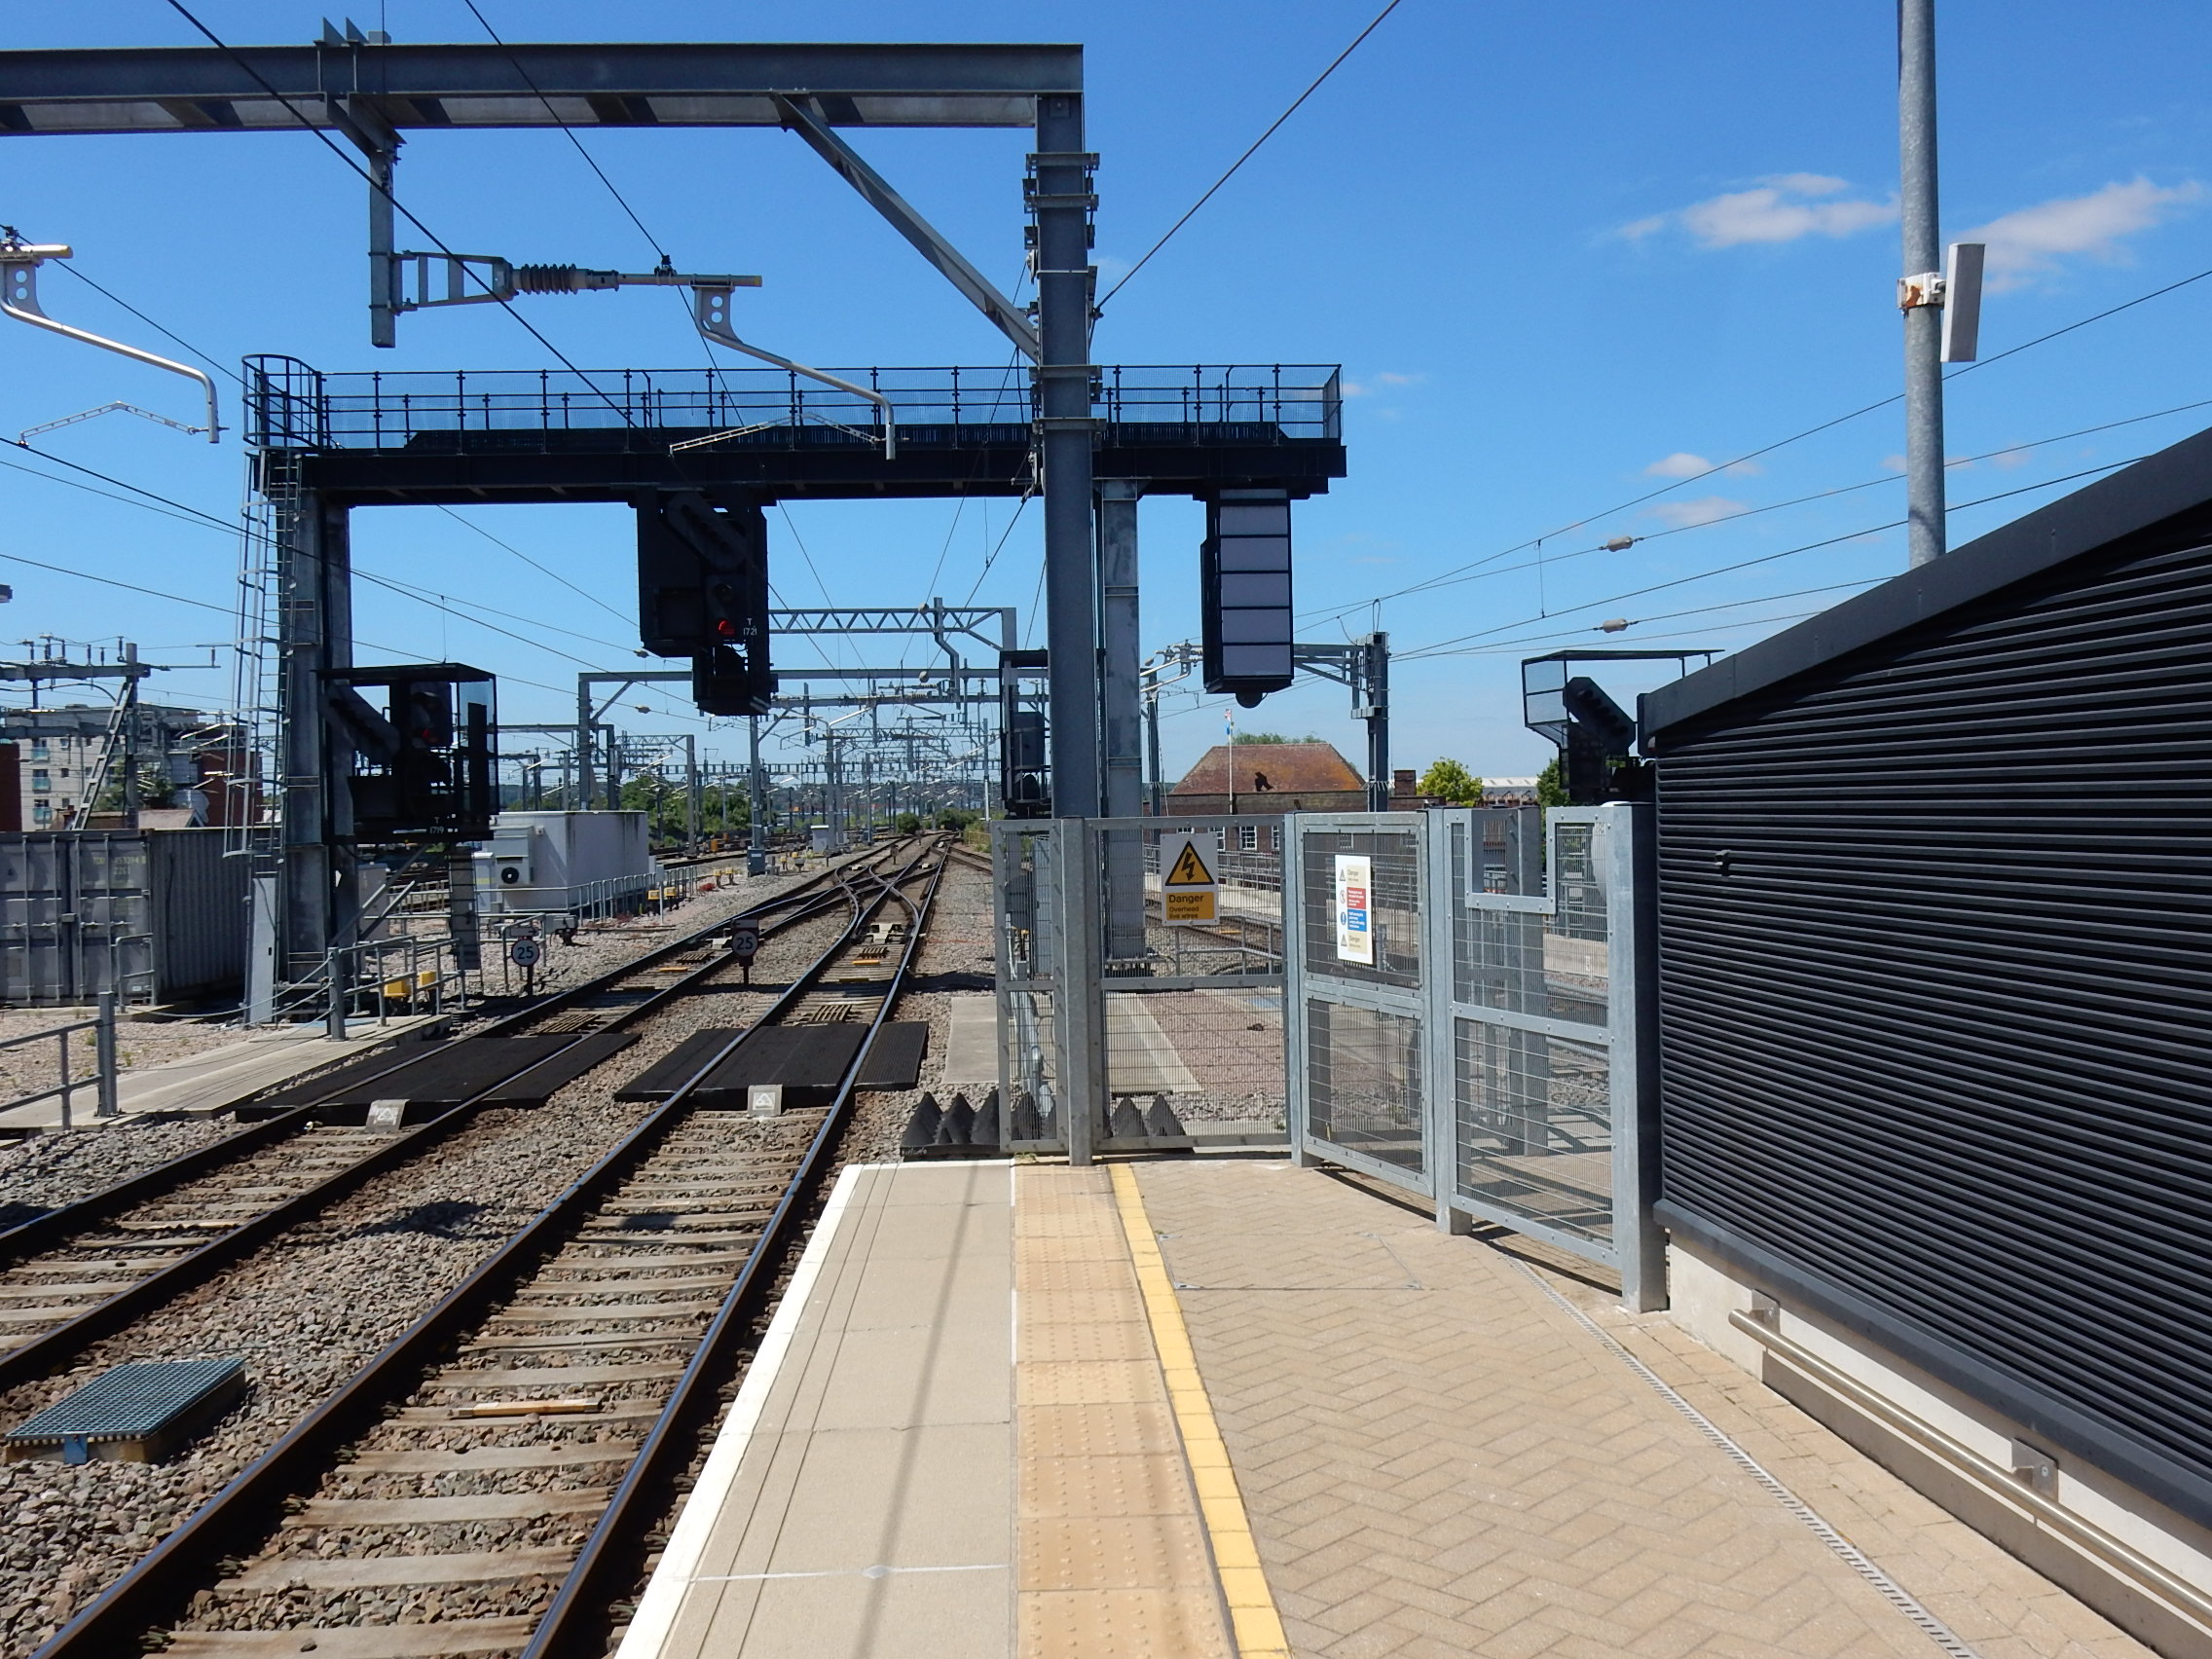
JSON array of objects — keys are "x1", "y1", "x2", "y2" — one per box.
[
  {"x1": 1161, "y1": 831, "x2": 1219, "y2": 925},
  {"x1": 1334, "y1": 853, "x2": 1375, "y2": 965}
]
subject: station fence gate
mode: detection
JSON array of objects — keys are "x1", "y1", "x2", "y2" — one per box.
[
  {"x1": 991, "y1": 805, "x2": 1660, "y2": 1308},
  {"x1": 1286, "y1": 804, "x2": 1664, "y2": 1309},
  {"x1": 992, "y1": 814, "x2": 1288, "y2": 1163}
]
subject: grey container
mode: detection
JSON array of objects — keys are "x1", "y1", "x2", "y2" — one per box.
[{"x1": 0, "y1": 829, "x2": 248, "y2": 1007}]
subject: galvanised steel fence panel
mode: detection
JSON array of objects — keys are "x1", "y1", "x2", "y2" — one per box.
[
  {"x1": 1433, "y1": 803, "x2": 1663, "y2": 1309},
  {"x1": 1282, "y1": 806, "x2": 1662, "y2": 1307},
  {"x1": 1285, "y1": 812, "x2": 1432, "y2": 1195},
  {"x1": 993, "y1": 814, "x2": 1288, "y2": 1161}
]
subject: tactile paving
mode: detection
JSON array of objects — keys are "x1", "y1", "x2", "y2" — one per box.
[{"x1": 1013, "y1": 1166, "x2": 1235, "y2": 1659}]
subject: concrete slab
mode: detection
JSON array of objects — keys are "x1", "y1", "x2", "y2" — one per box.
[
  {"x1": 940, "y1": 993, "x2": 998, "y2": 1090},
  {"x1": 618, "y1": 1161, "x2": 1018, "y2": 1659}
]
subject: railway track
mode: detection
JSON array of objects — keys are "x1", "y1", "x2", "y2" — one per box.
[
  {"x1": 0, "y1": 842, "x2": 916, "y2": 1403},
  {"x1": 30, "y1": 837, "x2": 951, "y2": 1659}
]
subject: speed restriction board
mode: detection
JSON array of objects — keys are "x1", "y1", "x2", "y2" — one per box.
[{"x1": 1160, "y1": 831, "x2": 1220, "y2": 926}]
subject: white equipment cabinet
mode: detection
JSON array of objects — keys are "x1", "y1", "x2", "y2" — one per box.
[{"x1": 474, "y1": 810, "x2": 655, "y2": 915}]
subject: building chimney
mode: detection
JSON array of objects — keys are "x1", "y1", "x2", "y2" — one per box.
[{"x1": 1391, "y1": 768, "x2": 1417, "y2": 802}]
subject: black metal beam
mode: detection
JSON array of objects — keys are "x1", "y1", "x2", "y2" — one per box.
[
  {"x1": 288, "y1": 435, "x2": 1347, "y2": 505},
  {"x1": 0, "y1": 42, "x2": 1081, "y2": 135}
]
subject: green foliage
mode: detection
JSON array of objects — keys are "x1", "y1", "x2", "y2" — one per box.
[
  {"x1": 92, "y1": 763, "x2": 176, "y2": 813},
  {"x1": 894, "y1": 812, "x2": 923, "y2": 833},
  {"x1": 1416, "y1": 757, "x2": 1485, "y2": 806},
  {"x1": 935, "y1": 808, "x2": 980, "y2": 831},
  {"x1": 1231, "y1": 731, "x2": 1322, "y2": 745},
  {"x1": 1536, "y1": 756, "x2": 1569, "y2": 808}
]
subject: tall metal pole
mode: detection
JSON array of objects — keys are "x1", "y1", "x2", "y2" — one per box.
[
  {"x1": 1144, "y1": 680, "x2": 1164, "y2": 818},
  {"x1": 684, "y1": 734, "x2": 699, "y2": 854},
  {"x1": 1899, "y1": 0, "x2": 1946, "y2": 568},
  {"x1": 574, "y1": 677, "x2": 595, "y2": 811},
  {"x1": 1033, "y1": 101, "x2": 1100, "y2": 818},
  {"x1": 747, "y1": 717, "x2": 767, "y2": 874},
  {"x1": 1363, "y1": 632, "x2": 1391, "y2": 813}
]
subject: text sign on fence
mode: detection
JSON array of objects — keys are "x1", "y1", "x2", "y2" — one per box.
[
  {"x1": 1161, "y1": 831, "x2": 1219, "y2": 925},
  {"x1": 1334, "y1": 853, "x2": 1374, "y2": 964}
]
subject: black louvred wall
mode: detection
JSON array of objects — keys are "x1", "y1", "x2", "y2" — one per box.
[{"x1": 1653, "y1": 530, "x2": 2212, "y2": 1530}]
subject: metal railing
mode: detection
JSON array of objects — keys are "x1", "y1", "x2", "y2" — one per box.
[
  {"x1": 245, "y1": 358, "x2": 1343, "y2": 452},
  {"x1": 0, "y1": 993, "x2": 119, "y2": 1128},
  {"x1": 305, "y1": 935, "x2": 473, "y2": 1034}
]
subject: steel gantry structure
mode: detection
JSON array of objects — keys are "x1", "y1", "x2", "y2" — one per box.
[{"x1": 0, "y1": 35, "x2": 1346, "y2": 1014}]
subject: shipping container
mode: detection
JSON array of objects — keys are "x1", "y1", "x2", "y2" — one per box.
[{"x1": 0, "y1": 828, "x2": 248, "y2": 1006}]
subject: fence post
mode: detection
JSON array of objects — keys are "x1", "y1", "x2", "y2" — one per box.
[
  {"x1": 326, "y1": 946, "x2": 349, "y2": 1041},
  {"x1": 55, "y1": 1028, "x2": 72, "y2": 1131},
  {"x1": 1056, "y1": 820, "x2": 1102, "y2": 1167},
  {"x1": 94, "y1": 992, "x2": 119, "y2": 1120},
  {"x1": 1608, "y1": 801, "x2": 1669, "y2": 1312}
]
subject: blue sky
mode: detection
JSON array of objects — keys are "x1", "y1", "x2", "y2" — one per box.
[{"x1": 4, "y1": 1, "x2": 2212, "y2": 786}]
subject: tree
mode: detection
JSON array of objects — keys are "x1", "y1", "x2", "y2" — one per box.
[
  {"x1": 1232, "y1": 731, "x2": 1321, "y2": 745},
  {"x1": 1535, "y1": 756, "x2": 1568, "y2": 808},
  {"x1": 1416, "y1": 757, "x2": 1484, "y2": 806},
  {"x1": 894, "y1": 812, "x2": 923, "y2": 833}
]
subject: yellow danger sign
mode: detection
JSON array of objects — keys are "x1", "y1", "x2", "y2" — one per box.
[
  {"x1": 1161, "y1": 831, "x2": 1220, "y2": 927},
  {"x1": 1163, "y1": 839, "x2": 1216, "y2": 887}
]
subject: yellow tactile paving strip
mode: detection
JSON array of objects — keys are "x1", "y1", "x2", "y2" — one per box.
[
  {"x1": 1014, "y1": 1165, "x2": 1238, "y2": 1658},
  {"x1": 1110, "y1": 1163, "x2": 1293, "y2": 1659}
]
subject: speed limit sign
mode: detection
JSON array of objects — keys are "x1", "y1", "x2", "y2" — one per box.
[
  {"x1": 729, "y1": 924, "x2": 759, "y2": 962},
  {"x1": 509, "y1": 938, "x2": 542, "y2": 969}
]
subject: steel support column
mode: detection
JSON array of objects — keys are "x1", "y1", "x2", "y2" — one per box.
[
  {"x1": 277, "y1": 488, "x2": 353, "y2": 992},
  {"x1": 1361, "y1": 631, "x2": 1391, "y2": 812},
  {"x1": 747, "y1": 716, "x2": 767, "y2": 875},
  {"x1": 1098, "y1": 480, "x2": 1146, "y2": 956},
  {"x1": 1033, "y1": 102, "x2": 1099, "y2": 818}
]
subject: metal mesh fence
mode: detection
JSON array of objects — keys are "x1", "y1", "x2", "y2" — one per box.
[{"x1": 1305, "y1": 997, "x2": 1424, "y2": 1174}]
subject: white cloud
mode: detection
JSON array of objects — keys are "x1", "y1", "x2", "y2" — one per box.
[
  {"x1": 1991, "y1": 447, "x2": 2035, "y2": 470},
  {"x1": 1373, "y1": 371, "x2": 1425, "y2": 387},
  {"x1": 1881, "y1": 454, "x2": 1908, "y2": 473},
  {"x1": 1649, "y1": 496, "x2": 1749, "y2": 529},
  {"x1": 1625, "y1": 173, "x2": 1895, "y2": 248},
  {"x1": 1644, "y1": 451, "x2": 1760, "y2": 479},
  {"x1": 1961, "y1": 177, "x2": 2203, "y2": 289}
]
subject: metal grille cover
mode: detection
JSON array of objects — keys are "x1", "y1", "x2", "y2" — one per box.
[
  {"x1": 1647, "y1": 522, "x2": 2212, "y2": 1530},
  {"x1": 9, "y1": 1357, "x2": 244, "y2": 1444}
]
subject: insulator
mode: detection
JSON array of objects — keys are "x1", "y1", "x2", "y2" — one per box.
[{"x1": 512, "y1": 264, "x2": 584, "y2": 295}]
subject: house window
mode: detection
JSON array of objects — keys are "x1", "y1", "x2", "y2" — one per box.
[
  {"x1": 28, "y1": 740, "x2": 48, "y2": 761},
  {"x1": 1237, "y1": 824, "x2": 1260, "y2": 852},
  {"x1": 30, "y1": 769, "x2": 50, "y2": 793},
  {"x1": 31, "y1": 801, "x2": 52, "y2": 827}
]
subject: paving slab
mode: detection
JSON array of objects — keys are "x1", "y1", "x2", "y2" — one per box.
[{"x1": 1132, "y1": 1158, "x2": 2160, "y2": 1659}]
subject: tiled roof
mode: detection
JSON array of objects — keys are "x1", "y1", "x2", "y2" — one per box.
[{"x1": 1169, "y1": 742, "x2": 1364, "y2": 796}]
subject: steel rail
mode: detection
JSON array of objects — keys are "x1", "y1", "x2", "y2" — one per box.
[
  {"x1": 526, "y1": 842, "x2": 949, "y2": 1658},
  {"x1": 0, "y1": 839, "x2": 903, "y2": 1266},
  {"x1": 30, "y1": 837, "x2": 951, "y2": 1659},
  {"x1": 0, "y1": 847, "x2": 907, "y2": 1396}
]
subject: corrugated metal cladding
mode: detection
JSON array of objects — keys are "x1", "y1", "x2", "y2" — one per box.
[
  {"x1": 0, "y1": 830, "x2": 245, "y2": 1005},
  {"x1": 1649, "y1": 530, "x2": 2212, "y2": 1532}
]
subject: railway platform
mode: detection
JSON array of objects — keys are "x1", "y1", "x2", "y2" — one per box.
[
  {"x1": 619, "y1": 1153, "x2": 2152, "y2": 1659},
  {"x1": 0, "y1": 1013, "x2": 447, "y2": 1133}
]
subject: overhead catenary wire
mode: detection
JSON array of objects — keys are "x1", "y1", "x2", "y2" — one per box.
[
  {"x1": 1095, "y1": 0, "x2": 1406, "y2": 312},
  {"x1": 1301, "y1": 254, "x2": 2212, "y2": 632},
  {"x1": 1399, "y1": 456, "x2": 2146, "y2": 660},
  {"x1": 160, "y1": 0, "x2": 642, "y2": 432},
  {"x1": 1363, "y1": 394, "x2": 2212, "y2": 611}
]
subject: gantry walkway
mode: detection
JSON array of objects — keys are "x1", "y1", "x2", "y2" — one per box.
[{"x1": 620, "y1": 1155, "x2": 2157, "y2": 1659}]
